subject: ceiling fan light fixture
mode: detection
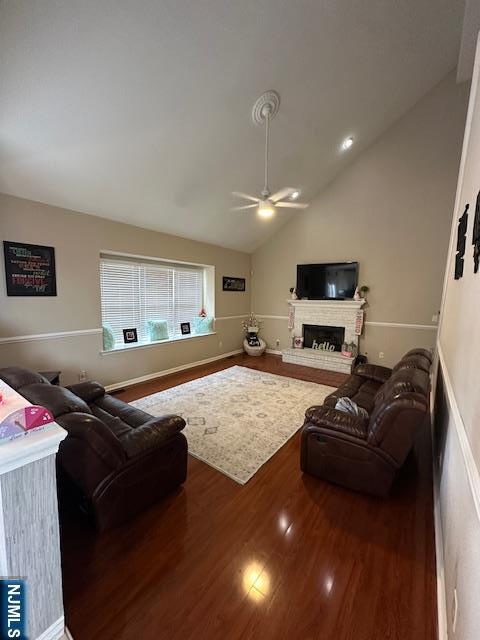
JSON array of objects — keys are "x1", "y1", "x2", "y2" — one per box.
[
  {"x1": 341, "y1": 136, "x2": 354, "y2": 151},
  {"x1": 257, "y1": 200, "x2": 276, "y2": 219},
  {"x1": 290, "y1": 190, "x2": 300, "y2": 200}
]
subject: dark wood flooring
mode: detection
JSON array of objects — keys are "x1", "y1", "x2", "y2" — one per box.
[{"x1": 60, "y1": 353, "x2": 436, "y2": 640}]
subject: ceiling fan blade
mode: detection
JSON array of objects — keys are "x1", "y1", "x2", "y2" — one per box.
[
  {"x1": 276, "y1": 202, "x2": 309, "y2": 209},
  {"x1": 230, "y1": 203, "x2": 258, "y2": 211},
  {"x1": 232, "y1": 191, "x2": 261, "y2": 203},
  {"x1": 269, "y1": 187, "x2": 296, "y2": 203}
]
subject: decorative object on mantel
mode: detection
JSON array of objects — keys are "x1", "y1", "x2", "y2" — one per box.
[
  {"x1": 289, "y1": 287, "x2": 298, "y2": 300},
  {"x1": 473, "y1": 192, "x2": 480, "y2": 274},
  {"x1": 359, "y1": 285, "x2": 369, "y2": 299},
  {"x1": 455, "y1": 203, "x2": 469, "y2": 279},
  {"x1": 223, "y1": 276, "x2": 246, "y2": 292},
  {"x1": 353, "y1": 286, "x2": 361, "y2": 301},
  {"x1": 3, "y1": 240, "x2": 57, "y2": 296},
  {"x1": 288, "y1": 306, "x2": 295, "y2": 330},
  {"x1": 355, "y1": 309, "x2": 364, "y2": 335},
  {"x1": 242, "y1": 313, "x2": 266, "y2": 356}
]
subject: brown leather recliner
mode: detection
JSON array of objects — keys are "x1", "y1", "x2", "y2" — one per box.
[
  {"x1": 300, "y1": 349, "x2": 432, "y2": 496},
  {"x1": 0, "y1": 367, "x2": 187, "y2": 530}
]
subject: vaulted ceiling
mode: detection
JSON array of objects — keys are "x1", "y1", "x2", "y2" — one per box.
[{"x1": 0, "y1": 1, "x2": 465, "y2": 251}]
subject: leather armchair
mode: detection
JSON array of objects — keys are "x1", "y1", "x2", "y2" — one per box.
[
  {"x1": 0, "y1": 367, "x2": 187, "y2": 530},
  {"x1": 301, "y1": 352, "x2": 431, "y2": 496}
]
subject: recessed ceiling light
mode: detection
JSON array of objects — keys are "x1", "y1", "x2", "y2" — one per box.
[
  {"x1": 290, "y1": 190, "x2": 300, "y2": 200},
  {"x1": 341, "y1": 136, "x2": 354, "y2": 151}
]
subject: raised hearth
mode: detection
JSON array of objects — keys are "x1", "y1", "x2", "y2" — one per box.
[{"x1": 283, "y1": 299, "x2": 365, "y2": 373}]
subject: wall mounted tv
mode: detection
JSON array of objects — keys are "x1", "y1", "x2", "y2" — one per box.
[{"x1": 296, "y1": 262, "x2": 358, "y2": 300}]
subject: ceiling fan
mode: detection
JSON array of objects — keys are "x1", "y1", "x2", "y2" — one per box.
[{"x1": 232, "y1": 90, "x2": 309, "y2": 219}]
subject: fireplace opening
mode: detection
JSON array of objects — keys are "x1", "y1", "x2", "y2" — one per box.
[{"x1": 302, "y1": 324, "x2": 345, "y2": 351}]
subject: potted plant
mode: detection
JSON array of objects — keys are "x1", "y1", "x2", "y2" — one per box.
[{"x1": 359, "y1": 285, "x2": 370, "y2": 299}]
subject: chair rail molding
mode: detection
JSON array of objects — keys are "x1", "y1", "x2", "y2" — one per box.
[{"x1": 0, "y1": 328, "x2": 102, "y2": 345}]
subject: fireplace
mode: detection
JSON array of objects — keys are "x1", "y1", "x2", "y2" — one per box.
[{"x1": 302, "y1": 324, "x2": 345, "y2": 351}]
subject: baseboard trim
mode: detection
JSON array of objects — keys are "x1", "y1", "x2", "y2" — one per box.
[
  {"x1": 36, "y1": 617, "x2": 65, "y2": 640},
  {"x1": 105, "y1": 349, "x2": 243, "y2": 391},
  {"x1": 265, "y1": 348, "x2": 282, "y2": 356}
]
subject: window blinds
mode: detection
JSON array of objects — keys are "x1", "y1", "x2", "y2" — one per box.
[{"x1": 100, "y1": 256, "x2": 204, "y2": 346}]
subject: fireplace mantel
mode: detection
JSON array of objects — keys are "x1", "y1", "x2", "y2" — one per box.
[{"x1": 286, "y1": 298, "x2": 366, "y2": 310}]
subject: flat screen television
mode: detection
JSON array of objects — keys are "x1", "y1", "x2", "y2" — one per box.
[{"x1": 296, "y1": 262, "x2": 358, "y2": 300}]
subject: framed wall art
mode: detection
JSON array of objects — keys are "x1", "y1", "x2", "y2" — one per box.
[
  {"x1": 3, "y1": 241, "x2": 57, "y2": 296},
  {"x1": 222, "y1": 276, "x2": 246, "y2": 292}
]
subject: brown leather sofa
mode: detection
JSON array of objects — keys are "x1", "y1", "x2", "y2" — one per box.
[
  {"x1": 0, "y1": 367, "x2": 187, "y2": 530},
  {"x1": 300, "y1": 349, "x2": 432, "y2": 496}
]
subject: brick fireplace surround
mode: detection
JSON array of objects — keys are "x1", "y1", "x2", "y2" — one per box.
[{"x1": 282, "y1": 299, "x2": 366, "y2": 373}]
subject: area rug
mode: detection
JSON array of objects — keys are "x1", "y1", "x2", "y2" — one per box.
[{"x1": 130, "y1": 366, "x2": 335, "y2": 484}]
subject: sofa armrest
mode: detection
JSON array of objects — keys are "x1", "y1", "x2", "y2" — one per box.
[
  {"x1": 66, "y1": 380, "x2": 106, "y2": 404},
  {"x1": 56, "y1": 412, "x2": 126, "y2": 498},
  {"x1": 304, "y1": 405, "x2": 368, "y2": 440},
  {"x1": 354, "y1": 363, "x2": 392, "y2": 384},
  {"x1": 56, "y1": 412, "x2": 126, "y2": 468},
  {"x1": 120, "y1": 415, "x2": 186, "y2": 458}
]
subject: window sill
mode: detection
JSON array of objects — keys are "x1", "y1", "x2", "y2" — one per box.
[{"x1": 100, "y1": 331, "x2": 217, "y2": 355}]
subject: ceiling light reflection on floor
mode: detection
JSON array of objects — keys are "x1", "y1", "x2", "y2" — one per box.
[
  {"x1": 243, "y1": 562, "x2": 271, "y2": 603},
  {"x1": 324, "y1": 575, "x2": 334, "y2": 596}
]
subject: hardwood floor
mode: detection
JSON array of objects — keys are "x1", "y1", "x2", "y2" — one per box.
[{"x1": 60, "y1": 353, "x2": 436, "y2": 640}]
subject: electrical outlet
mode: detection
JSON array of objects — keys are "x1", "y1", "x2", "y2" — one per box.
[
  {"x1": 432, "y1": 313, "x2": 439, "y2": 323},
  {"x1": 452, "y1": 588, "x2": 458, "y2": 634},
  {"x1": 379, "y1": 352, "x2": 385, "y2": 359},
  {"x1": 79, "y1": 370, "x2": 87, "y2": 382},
  {"x1": 276, "y1": 339, "x2": 280, "y2": 347}
]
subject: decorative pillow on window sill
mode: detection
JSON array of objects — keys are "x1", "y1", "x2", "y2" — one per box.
[
  {"x1": 146, "y1": 319, "x2": 169, "y2": 342},
  {"x1": 192, "y1": 317, "x2": 214, "y2": 335},
  {"x1": 103, "y1": 325, "x2": 116, "y2": 351}
]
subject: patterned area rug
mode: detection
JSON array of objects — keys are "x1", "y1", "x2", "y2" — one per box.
[{"x1": 131, "y1": 365, "x2": 335, "y2": 484}]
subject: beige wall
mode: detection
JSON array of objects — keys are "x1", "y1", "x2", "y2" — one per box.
[
  {"x1": 0, "y1": 194, "x2": 251, "y2": 385},
  {"x1": 252, "y1": 72, "x2": 469, "y2": 366},
  {"x1": 433, "y1": 39, "x2": 480, "y2": 640}
]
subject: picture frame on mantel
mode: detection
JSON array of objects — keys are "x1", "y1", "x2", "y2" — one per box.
[
  {"x1": 3, "y1": 240, "x2": 57, "y2": 296},
  {"x1": 222, "y1": 276, "x2": 246, "y2": 292}
]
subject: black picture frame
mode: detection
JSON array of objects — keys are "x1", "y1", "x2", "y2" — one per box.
[
  {"x1": 123, "y1": 328, "x2": 138, "y2": 344},
  {"x1": 3, "y1": 241, "x2": 57, "y2": 296},
  {"x1": 222, "y1": 276, "x2": 246, "y2": 292},
  {"x1": 180, "y1": 322, "x2": 191, "y2": 335}
]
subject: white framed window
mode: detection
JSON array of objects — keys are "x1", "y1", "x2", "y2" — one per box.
[{"x1": 100, "y1": 254, "x2": 206, "y2": 350}]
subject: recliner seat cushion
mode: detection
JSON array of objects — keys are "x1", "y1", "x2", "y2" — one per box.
[{"x1": 324, "y1": 375, "x2": 382, "y2": 413}]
